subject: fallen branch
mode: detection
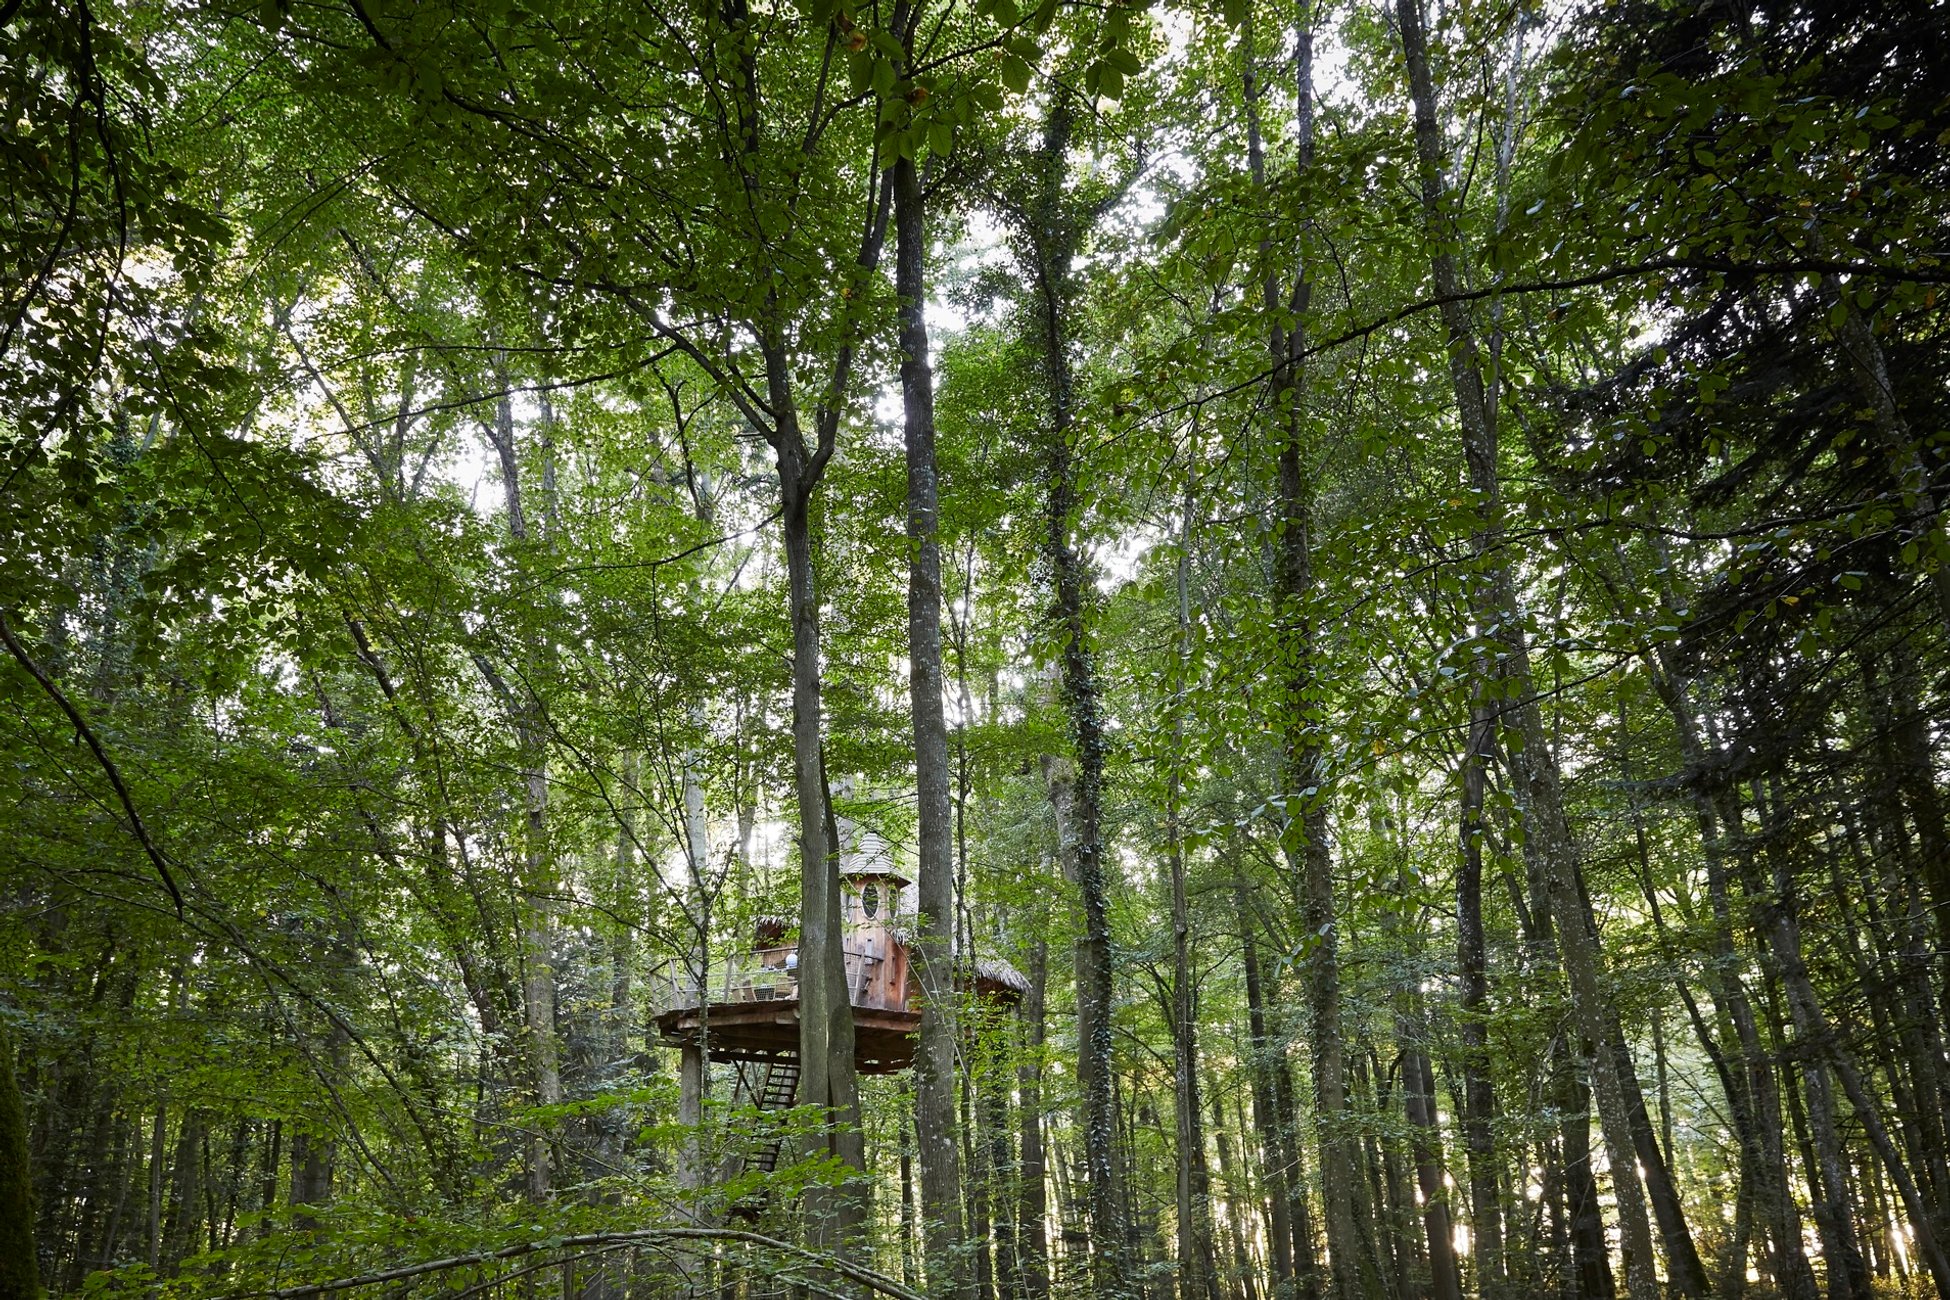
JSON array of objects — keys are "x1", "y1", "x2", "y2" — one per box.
[{"x1": 242, "y1": 1226, "x2": 925, "y2": 1300}]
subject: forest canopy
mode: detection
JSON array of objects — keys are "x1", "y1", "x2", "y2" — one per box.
[{"x1": 3, "y1": 0, "x2": 1949, "y2": 1299}]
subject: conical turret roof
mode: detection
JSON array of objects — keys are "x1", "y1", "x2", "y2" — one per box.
[{"x1": 839, "y1": 828, "x2": 911, "y2": 886}]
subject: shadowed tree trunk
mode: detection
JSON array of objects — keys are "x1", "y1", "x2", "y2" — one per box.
[
  {"x1": 1242, "y1": 8, "x2": 1369, "y2": 1295},
  {"x1": 2, "y1": 1018, "x2": 42, "y2": 1300}
]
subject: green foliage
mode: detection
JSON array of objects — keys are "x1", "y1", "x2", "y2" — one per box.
[{"x1": 6, "y1": 0, "x2": 1950, "y2": 1294}]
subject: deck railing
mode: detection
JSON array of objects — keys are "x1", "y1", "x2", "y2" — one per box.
[{"x1": 655, "y1": 944, "x2": 902, "y2": 1015}]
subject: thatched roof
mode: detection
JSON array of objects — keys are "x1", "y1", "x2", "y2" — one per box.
[
  {"x1": 886, "y1": 925, "x2": 1030, "y2": 1004},
  {"x1": 966, "y1": 954, "x2": 1031, "y2": 998}
]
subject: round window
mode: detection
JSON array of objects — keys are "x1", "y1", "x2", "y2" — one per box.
[{"x1": 862, "y1": 883, "x2": 880, "y2": 918}]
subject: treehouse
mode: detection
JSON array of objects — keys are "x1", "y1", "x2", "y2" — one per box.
[{"x1": 651, "y1": 830, "x2": 1027, "y2": 1079}]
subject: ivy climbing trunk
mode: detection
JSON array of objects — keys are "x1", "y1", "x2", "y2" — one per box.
[{"x1": 1020, "y1": 93, "x2": 1131, "y2": 1300}]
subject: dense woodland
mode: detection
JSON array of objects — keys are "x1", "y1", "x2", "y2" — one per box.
[{"x1": 5, "y1": 0, "x2": 1950, "y2": 1297}]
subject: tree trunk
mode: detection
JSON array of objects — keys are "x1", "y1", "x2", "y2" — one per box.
[
  {"x1": 901, "y1": 1077, "x2": 920, "y2": 1286},
  {"x1": 986, "y1": 1041, "x2": 1022, "y2": 1300},
  {"x1": 1393, "y1": 5, "x2": 1662, "y2": 1294},
  {"x1": 1019, "y1": 926, "x2": 1051, "y2": 1300},
  {"x1": 1394, "y1": 909, "x2": 1459, "y2": 1300},
  {"x1": 1750, "y1": 784, "x2": 1950, "y2": 1296},
  {"x1": 1456, "y1": 684, "x2": 1502, "y2": 1298},
  {"x1": 1212, "y1": 1092, "x2": 1262, "y2": 1300},
  {"x1": 1641, "y1": 652, "x2": 1817, "y2": 1300},
  {"x1": 1404, "y1": 1047, "x2": 1458, "y2": 1300},
  {"x1": 483, "y1": 386, "x2": 562, "y2": 1201},
  {"x1": 895, "y1": 146, "x2": 971, "y2": 1300},
  {"x1": 1023, "y1": 94, "x2": 1128, "y2": 1300},
  {"x1": 1236, "y1": 883, "x2": 1298, "y2": 1300},
  {"x1": 1169, "y1": 483, "x2": 1220, "y2": 1300},
  {"x1": 1, "y1": 1017, "x2": 43, "y2": 1300},
  {"x1": 757, "y1": 335, "x2": 868, "y2": 1246},
  {"x1": 1243, "y1": 10, "x2": 1368, "y2": 1296},
  {"x1": 1556, "y1": 1052, "x2": 1614, "y2": 1300}
]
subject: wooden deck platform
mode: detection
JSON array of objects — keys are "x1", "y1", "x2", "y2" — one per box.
[
  {"x1": 651, "y1": 929, "x2": 922, "y2": 1073},
  {"x1": 652, "y1": 995, "x2": 924, "y2": 1073},
  {"x1": 652, "y1": 919, "x2": 1026, "y2": 1075}
]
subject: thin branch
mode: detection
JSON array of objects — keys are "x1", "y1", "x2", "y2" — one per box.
[{"x1": 0, "y1": 607, "x2": 185, "y2": 914}]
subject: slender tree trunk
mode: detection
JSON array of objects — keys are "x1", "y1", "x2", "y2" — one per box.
[
  {"x1": 902, "y1": 1077, "x2": 920, "y2": 1287},
  {"x1": 1168, "y1": 479, "x2": 1220, "y2": 1300},
  {"x1": 1750, "y1": 784, "x2": 1950, "y2": 1296},
  {"x1": 1861, "y1": 649, "x2": 1950, "y2": 1211},
  {"x1": 1019, "y1": 926, "x2": 1050, "y2": 1300},
  {"x1": 764, "y1": 363, "x2": 867, "y2": 1246},
  {"x1": 1394, "y1": 5, "x2": 1662, "y2": 1294},
  {"x1": 968, "y1": 1071, "x2": 995, "y2": 1300},
  {"x1": 1605, "y1": 1015, "x2": 1710, "y2": 1299},
  {"x1": 1556, "y1": 1053, "x2": 1614, "y2": 1300},
  {"x1": 1402, "y1": 1028, "x2": 1460, "y2": 1300},
  {"x1": 986, "y1": 1036, "x2": 1022, "y2": 1300},
  {"x1": 894, "y1": 146, "x2": 971, "y2": 1300},
  {"x1": 1456, "y1": 685, "x2": 1502, "y2": 1298},
  {"x1": 1244, "y1": 10, "x2": 1368, "y2": 1295},
  {"x1": 675, "y1": 728, "x2": 712, "y2": 1265},
  {"x1": 1236, "y1": 883, "x2": 1298, "y2": 1300},
  {"x1": 1212, "y1": 1092, "x2": 1262, "y2": 1300},
  {"x1": 1, "y1": 1018, "x2": 42, "y2": 1300},
  {"x1": 483, "y1": 387, "x2": 562, "y2": 1201},
  {"x1": 1642, "y1": 654, "x2": 1817, "y2": 1300}
]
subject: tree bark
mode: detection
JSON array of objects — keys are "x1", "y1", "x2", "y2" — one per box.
[
  {"x1": 895, "y1": 146, "x2": 971, "y2": 1300},
  {"x1": 1393, "y1": 4, "x2": 1662, "y2": 1294},
  {"x1": 1018, "y1": 927, "x2": 1050, "y2": 1300},
  {"x1": 1169, "y1": 482, "x2": 1220, "y2": 1300},
  {"x1": 1022, "y1": 94, "x2": 1129, "y2": 1300},
  {"x1": 1, "y1": 1017, "x2": 43, "y2": 1300},
  {"x1": 772, "y1": 398, "x2": 866, "y2": 1245}
]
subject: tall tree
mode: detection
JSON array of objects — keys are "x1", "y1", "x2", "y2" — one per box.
[
  {"x1": 895, "y1": 98, "x2": 973, "y2": 1300},
  {"x1": 1393, "y1": 1, "x2": 1664, "y2": 1295}
]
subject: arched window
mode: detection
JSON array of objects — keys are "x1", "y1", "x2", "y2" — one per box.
[{"x1": 861, "y1": 883, "x2": 880, "y2": 919}]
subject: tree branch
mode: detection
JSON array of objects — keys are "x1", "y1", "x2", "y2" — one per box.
[{"x1": 0, "y1": 607, "x2": 185, "y2": 914}]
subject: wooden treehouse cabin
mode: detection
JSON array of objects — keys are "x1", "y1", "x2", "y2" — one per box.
[{"x1": 651, "y1": 829, "x2": 1027, "y2": 1196}]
